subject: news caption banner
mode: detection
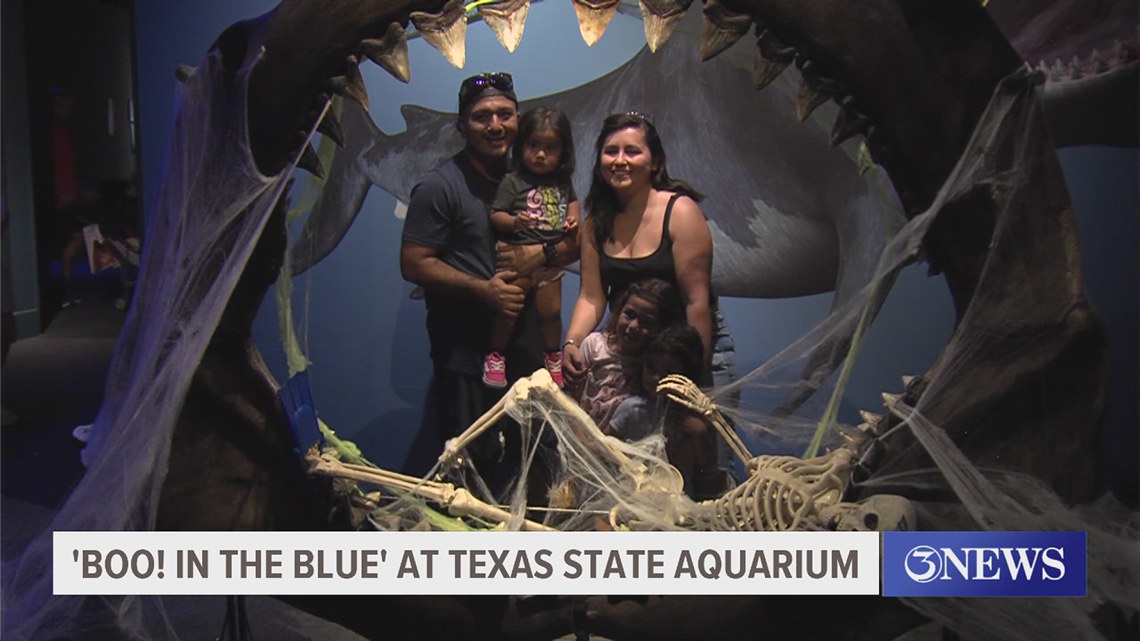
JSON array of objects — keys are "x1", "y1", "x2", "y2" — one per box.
[
  {"x1": 55, "y1": 531, "x2": 878, "y2": 596},
  {"x1": 882, "y1": 531, "x2": 1086, "y2": 597}
]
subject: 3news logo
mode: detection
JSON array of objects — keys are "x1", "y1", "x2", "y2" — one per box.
[{"x1": 882, "y1": 532, "x2": 1086, "y2": 597}]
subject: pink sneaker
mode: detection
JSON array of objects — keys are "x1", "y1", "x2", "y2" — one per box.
[
  {"x1": 483, "y1": 351, "x2": 507, "y2": 388},
  {"x1": 544, "y1": 351, "x2": 564, "y2": 387}
]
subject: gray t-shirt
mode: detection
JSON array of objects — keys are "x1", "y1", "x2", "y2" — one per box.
[{"x1": 491, "y1": 170, "x2": 577, "y2": 245}]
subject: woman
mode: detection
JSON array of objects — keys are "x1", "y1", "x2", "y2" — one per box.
[
  {"x1": 563, "y1": 112, "x2": 727, "y2": 384},
  {"x1": 562, "y1": 112, "x2": 737, "y2": 498}
]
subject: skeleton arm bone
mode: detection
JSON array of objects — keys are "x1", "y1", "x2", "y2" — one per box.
[
  {"x1": 656, "y1": 374, "x2": 753, "y2": 465},
  {"x1": 438, "y1": 392, "x2": 510, "y2": 467},
  {"x1": 308, "y1": 451, "x2": 556, "y2": 531},
  {"x1": 440, "y1": 370, "x2": 645, "y2": 474}
]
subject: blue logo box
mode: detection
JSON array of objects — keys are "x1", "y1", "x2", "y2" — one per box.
[{"x1": 882, "y1": 531, "x2": 1086, "y2": 597}]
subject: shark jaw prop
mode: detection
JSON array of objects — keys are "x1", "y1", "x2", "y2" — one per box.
[{"x1": 3, "y1": 1, "x2": 1134, "y2": 641}]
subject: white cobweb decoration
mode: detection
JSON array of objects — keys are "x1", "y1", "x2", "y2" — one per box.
[{"x1": 1, "y1": 45, "x2": 301, "y2": 640}]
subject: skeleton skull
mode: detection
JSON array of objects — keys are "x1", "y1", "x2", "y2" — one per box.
[{"x1": 817, "y1": 494, "x2": 916, "y2": 532}]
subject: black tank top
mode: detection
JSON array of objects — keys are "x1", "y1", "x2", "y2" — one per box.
[{"x1": 598, "y1": 193, "x2": 681, "y2": 308}]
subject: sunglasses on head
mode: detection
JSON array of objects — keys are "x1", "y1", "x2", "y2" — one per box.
[{"x1": 460, "y1": 72, "x2": 514, "y2": 100}]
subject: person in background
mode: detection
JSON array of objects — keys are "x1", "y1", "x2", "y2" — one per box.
[
  {"x1": 483, "y1": 106, "x2": 579, "y2": 389},
  {"x1": 44, "y1": 88, "x2": 95, "y2": 308}
]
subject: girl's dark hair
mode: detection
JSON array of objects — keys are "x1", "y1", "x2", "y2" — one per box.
[
  {"x1": 645, "y1": 324, "x2": 704, "y2": 382},
  {"x1": 584, "y1": 112, "x2": 704, "y2": 249},
  {"x1": 603, "y1": 277, "x2": 685, "y2": 336},
  {"x1": 512, "y1": 106, "x2": 575, "y2": 180}
]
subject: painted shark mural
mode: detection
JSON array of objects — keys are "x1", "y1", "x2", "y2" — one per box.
[
  {"x1": 292, "y1": 14, "x2": 905, "y2": 305},
  {"x1": 290, "y1": 0, "x2": 1138, "y2": 289},
  {"x1": 3, "y1": 0, "x2": 1136, "y2": 640},
  {"x1": 285, "y1": 0, "x2": 1136, "y2": 418}
]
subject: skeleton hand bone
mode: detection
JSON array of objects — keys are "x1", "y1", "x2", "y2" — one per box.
[
  {"x1": 657, "y1": 374, "x2": 716, "y2": 416},
  {"x1": 656, "y1": 374, "x2": 753, "y2": 465}
]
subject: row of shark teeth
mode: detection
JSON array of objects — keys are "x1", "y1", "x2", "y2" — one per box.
[
  {"x1": 710, "y1": 5, "x2": 876, "y2": 150},
  {"x1": 850, "y1": 374, "x2": 925, "y2": 485},
  {"x1": 302, "y1": 19, "x2": 415, "y2": 177},
  {"x1": 302, "y1": 0, "x2": 877, "y2": 177},
  {"x1": 1037, "y1": 40, "x2": 1139, "y2": 82}
]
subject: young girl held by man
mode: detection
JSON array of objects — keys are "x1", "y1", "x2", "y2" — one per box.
[{"x1": 483, "y1": 106, "x2": 579, "y2": 389}]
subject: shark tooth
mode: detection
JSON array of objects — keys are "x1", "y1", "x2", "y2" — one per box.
[
  {"x1": 881, "y1": 391, "x2": 903, "y2": 408},
  {"x1": 753, "y1": 30, "x2": 794, "y2": 90},
  {"x1": 297, "y1": 142, "x2": 325, "y2": 179},
  {"x1": 328, "y1": 56, "x2": 369, "y2": 110},
  {"x1": 477, "y1": 0, "x2": 531, "y2": 53},
  {"x1": 1050, "y1": 58, "x2": 1065, "y2": 82},
  {"x1": 700, "y1": 0, "x2": 752, "y2": 61},
  {"x1": 796, "y1": 73, "x2": 831, "y2": 122},
  {"x1": 316, "y1": 101, "x2": 345, "y2": 148},
  {"x1": 638, "y1": 0, "x2": 691, "y2": 53},
  {"x1": 572, "y1": 0, "x2": 621, "y2": 47},
  {"x1": 753, "y1": 51, "x2": 788, "y2": 90},
  {"x1": 360, "y1": 23, "x2": 411, "y2": 83},
  {"x1": 1069, "y1": 55, "x2": 1083, "y2": 80},
  {"x1": 1091, "y1": 49, "x2": 1108, "y2": 73},
  {"x1": 1114, "y1": 39, "x2": 1137, "y2": 64},
  {"x1": 174, "y1": 63, "x2": 196, "y2": 84},
  {"x1": 410, "y1": 0, "x2": 468, "y2": 69},
  {"x1": 901, "y1": 375, "x2": 917, "y2": 388},
  {"x1": 829, "y1": 97, "x2": 871, "y2": 147},
  {"x1": 859, "y1": 410, "x2": 885, "y2": 426}
]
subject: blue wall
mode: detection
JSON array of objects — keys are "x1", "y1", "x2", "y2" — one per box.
[{"x1": 134, "y1": 2, "x2": 1136, "y2": 492}]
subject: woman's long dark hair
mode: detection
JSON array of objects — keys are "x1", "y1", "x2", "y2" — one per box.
[
  {"x1": 584, "y1": 112, "x2": 703, "y2": 250},
  {"x1": 511, "y1": 106, "x2": 575, "y2": 181}
]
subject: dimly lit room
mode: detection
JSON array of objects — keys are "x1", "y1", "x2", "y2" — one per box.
[{"x1": 2, "y1": 1, "x2": 1137, "y2": 640}]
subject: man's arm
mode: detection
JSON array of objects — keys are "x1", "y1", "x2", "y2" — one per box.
[
  {"x1": 495, "y1": 224, "x2": 580, "y2": 276},
  {"x1": 400, "y1": 242, "x2": 525, "y2": 318}
]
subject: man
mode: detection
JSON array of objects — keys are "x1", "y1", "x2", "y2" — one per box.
[{"x1": 399, "y1": 72, "x2": 578, "y2": 497}]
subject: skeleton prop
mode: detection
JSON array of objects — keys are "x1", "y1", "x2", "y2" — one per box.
[
  {"x1": 310, "y1": 369, "x2": 915, "y2": 536},
  {"x1": 647, "y1": 373, "x2": 914, "y2": 533}
]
